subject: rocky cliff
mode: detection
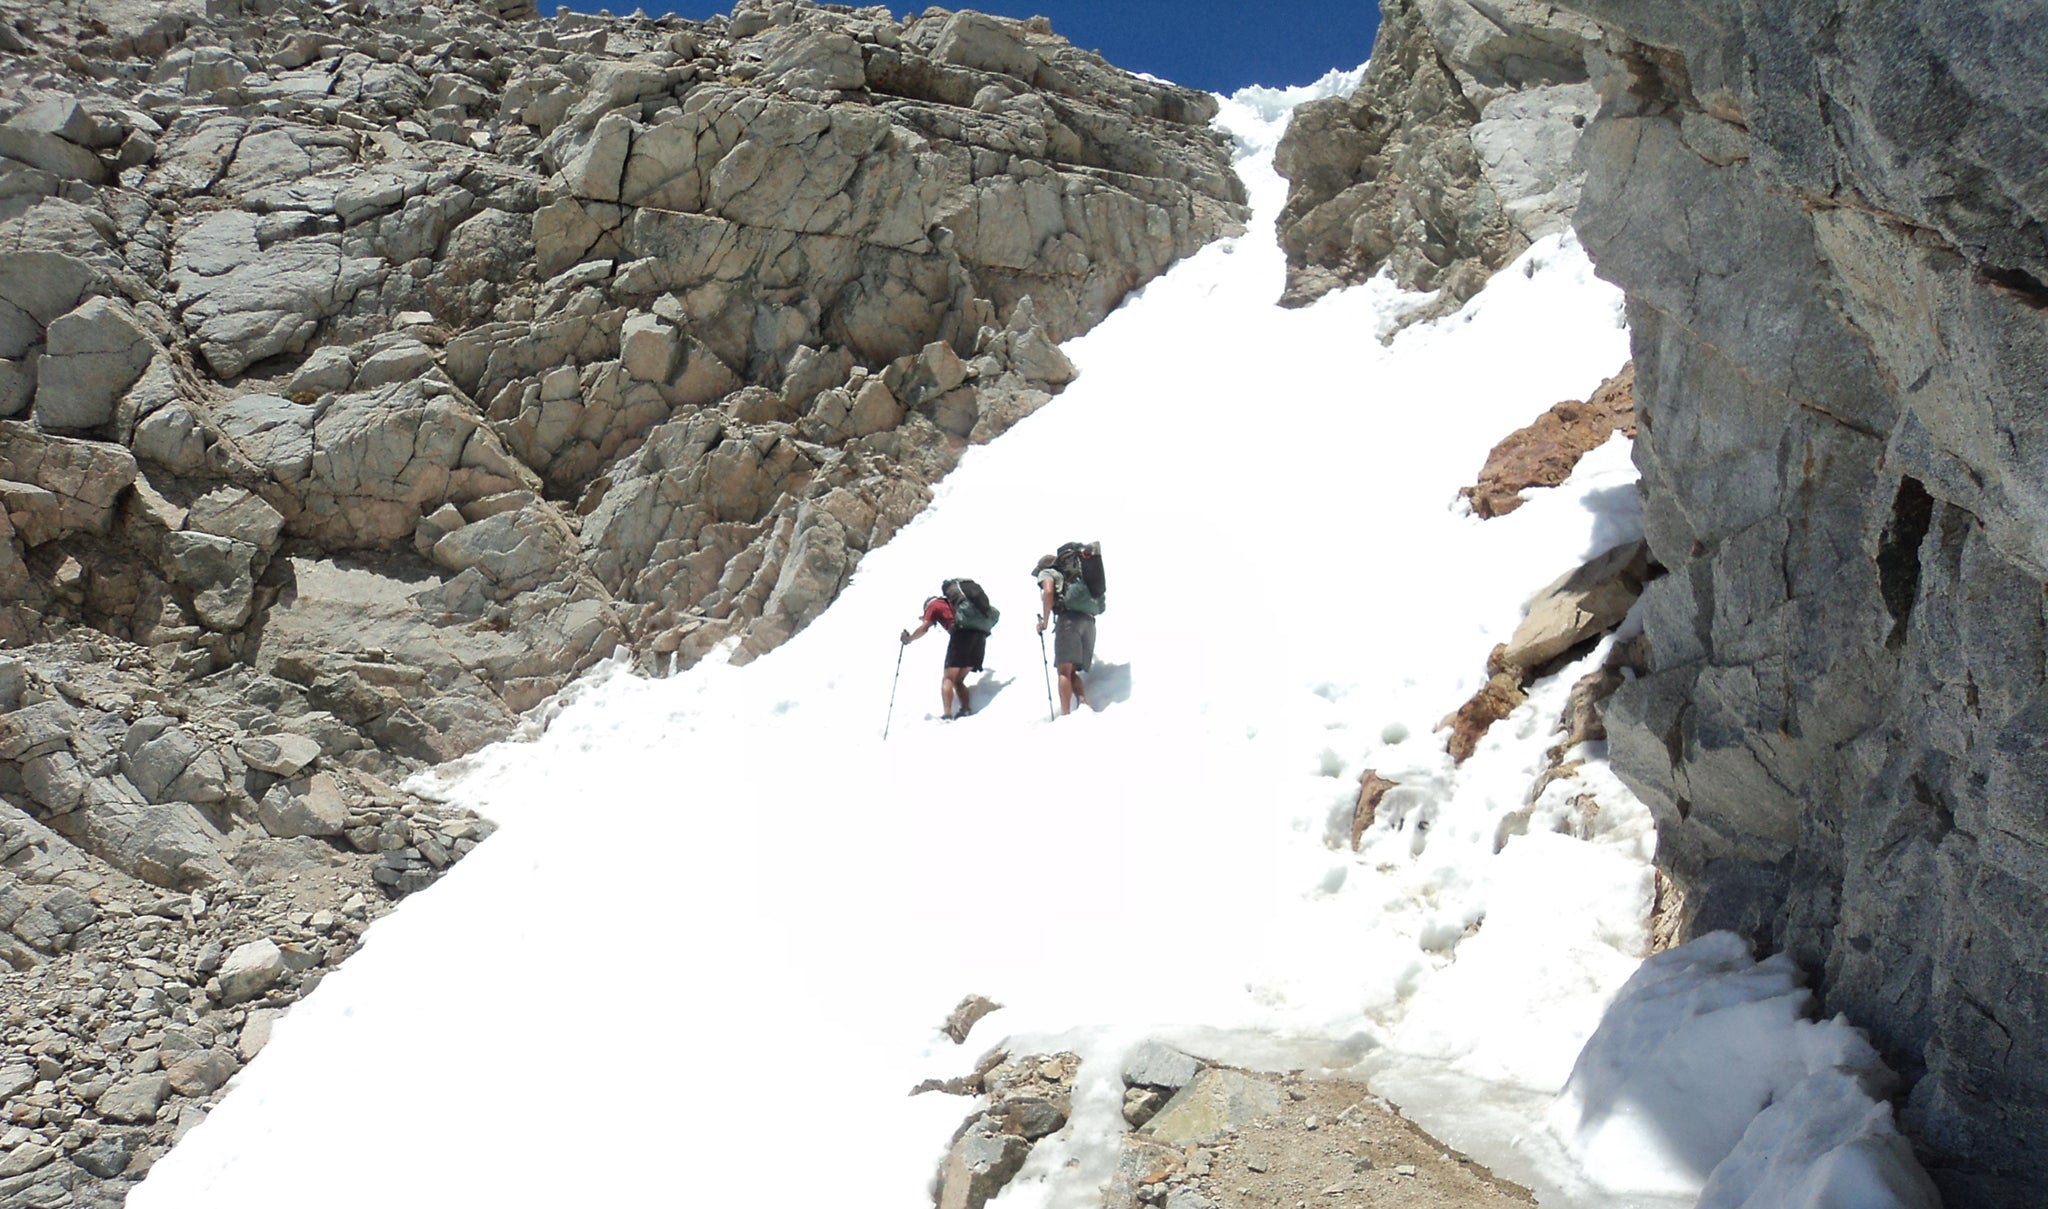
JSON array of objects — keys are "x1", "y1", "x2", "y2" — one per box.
[
  {"x1": 0, "y1": 0, "x2": 1244, "y2": 1199},
  {"x1": 1279, "y1": 0, "x2": 2048, "y2": 1201},
  {"x1": 1560, "y1": 3, "x2": 2047, "y2": 1201}
]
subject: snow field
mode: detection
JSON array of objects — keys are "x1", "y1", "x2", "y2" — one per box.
[{"x1": 133, "y1": 67, "x2": 1936, "y2": 1209}]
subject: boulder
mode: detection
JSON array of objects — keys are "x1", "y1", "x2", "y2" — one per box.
[
  {"x1": 284, "y1": 346, "x2": 357, "y2": 398},
  {"x1": 33, "y1": 296, "x2": 159, "y2": 432},
  {"x1": 353, "y1": 340, "x2": 438, "y2": 390},
  {"x1": 238, "y1": 1006, "x2": 282, "y2": 1061},
  {"x1": 755, "y1": 28, "x2": 867, "y2": 92},
  {"x1": 164, "y1": 530, "x2": 257, "y2": 631},
  {"x1": 164, "y1": 1046, "x2": 240, "y2": 1096},
  {"x1": 172, "y1": 217, "x2": 386, "y2": 376},
  {"x1": 1122, "y1": 1041, "x2": 1202, "y2": 1092},
  {"x1": 0, "y1": 700, "x2": 76, "y2": 761},
  {"x1": 95, "y1": 1073, "x2": 170, "y2": 1124},
  {"x1": 0, "y1": 423, "x2": 137, "y2": 543},
  {"x1": 73, "y1": 1135, "x2": 130, "y2": 1179},
  {"x1": 237, "y1": 733, "x2": 322, "y2": 777},
  {"x1": 0, "y1": 125, "x2": 107, "y2": 183},
  {"x1": 186, "y1": 485, "x2": 286, "y2": 552},
  {"x1": 932, "y1": 11, "x2": 1041, "y2": 79},
  {"x1": 214, "y1": 395, "x2": 314, "y2": 483},
  {"x1": 54, "y1": 794, "x2": 234, "y2": 889},
  {"x1": 1141, "y1": 1069, "x2": 1285, "y2": 1145},
  {"x1": 218, "y1": 937, "x2": 285, "y2": 1005},
  {"x1": 255, "y1": 773, "x2": 348, "y2": 838},
  {"x1": 935, "y1": 1116, "x2": 1033, "y2": 1209},
  {"x1": 1498, "y1": 540, "x2": 1651, "y2": 675}
]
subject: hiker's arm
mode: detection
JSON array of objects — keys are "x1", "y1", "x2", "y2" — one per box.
[
  {"x1": 902, "y1": 619, "x2": 933, "y2": 644},
  {"x1": 1036, "y1": 578, "x2": 1055, "y2": 633}
]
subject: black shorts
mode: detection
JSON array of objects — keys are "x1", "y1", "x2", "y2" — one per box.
[{"x1": 944, "y1": 627, "x2": 986, "y2": 671}]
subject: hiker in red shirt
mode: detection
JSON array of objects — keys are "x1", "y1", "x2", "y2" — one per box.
[{"x1": 901, "y1": 593, "x2": 983, "y2": 720}]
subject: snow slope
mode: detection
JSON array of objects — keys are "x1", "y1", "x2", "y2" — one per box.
[{"x1": 133, "y1": 69, "x2": 1934, "y2": 1209}]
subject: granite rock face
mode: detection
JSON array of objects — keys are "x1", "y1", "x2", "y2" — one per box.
[
  {"x1": 0, "y1": 0, "x2": 1244, "y2": 829},
  {"x1": 0, "y1": 4, "x2": 1243, "y2": 1201},
  {"x1": 1558, "y1": 1, "x2": 2048, "y2": 1201},
  {"x1": 1273, "y1": 0, "x2": 1598, "y2": 317}
]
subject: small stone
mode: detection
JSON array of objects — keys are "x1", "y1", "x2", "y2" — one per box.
[
  {"x1": 74, "y1": 1133, "x2": 130, "y2": 1178},
  {"x1": 1303, "y1": 1116, "x2": 1318, "y2": 1130},
  {"x1": 237, "y1": 1007, "x2": 280, "y2": 1061},
  {"x1": 1246, "y1": 1158, "x2": 1269, "y2": 1173},
  {"x1": 95, "y1": 1073, "x2": 169, "y2": 1123},
  {"x1": 165, "y1": 1046, "x2": 238, "y2": 1096},
  {"x1": 1394, "y1": 1164, "x2": 1418, "y2": 1177},
  {"x1": 172, "y1": 1102, "x2": 208, "y2": 1143},
  {"x1": 218, "y1": 939, "x2": 285, "y2": 1006}
]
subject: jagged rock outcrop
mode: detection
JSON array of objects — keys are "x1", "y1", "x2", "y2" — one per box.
[
  {"x1": 0, "y1": 0, "x2": 1241, "y2": 882},
  {"x1": 1557, "y1": 1, "x2": 2048, "y2": 1201},
  {"x1": 1273, "y1": 0, "x2": 1598, "y2": 316}
]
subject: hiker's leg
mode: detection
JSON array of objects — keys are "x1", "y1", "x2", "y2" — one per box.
[
  {"x1": 1071, "y1": 670, "x2": 1086, "y2": 707},
  {"x1": 939, "y1": 673, "x2": 955, "y2": 717},
  {"x1": 1056, "y1": 663, "x2": 1076, "y2": 714},
  {"x1": 943, "y1": 667, "x2": 968, "y2": 717}
]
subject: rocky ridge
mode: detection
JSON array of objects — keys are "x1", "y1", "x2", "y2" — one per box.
[
  {"x1": 1272, "y1": 0, "x2": 1598, "y2": 320},
  {"x1": 0, "y1": 0, "x2": 1245, "y2": 1201}
]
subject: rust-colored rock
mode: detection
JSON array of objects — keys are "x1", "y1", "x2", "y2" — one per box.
[
  {"x1": 941, "y1": 994, "x2": 1002, "y2": 1045},
  {"x1": 1352, "y1": 770, "x2": 1399, "y2": 850},
  {"x1": 1462, "y1": 362, "x2": 1635, "y2": 518},
  {"x1": 1441, "y1": 672, "x2": 1528, "y2": 765}
]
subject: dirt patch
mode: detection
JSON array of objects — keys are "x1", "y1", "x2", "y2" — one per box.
[{"x1": 1110, "y1": 1070, "x2": 1535, "y2": 1209}]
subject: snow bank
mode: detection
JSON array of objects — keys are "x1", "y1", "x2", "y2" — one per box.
[
  {"x1": 1551, "y1": 932, "x2": 1941, "y2": 1209},
  {"x1": 130, "y1": 63, "x2": 1939, "y2": 1209}
]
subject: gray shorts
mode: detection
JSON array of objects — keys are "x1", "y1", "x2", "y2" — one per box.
[{"x1": 1053, "y1": 610, "x2": 1095, "y2": 670}]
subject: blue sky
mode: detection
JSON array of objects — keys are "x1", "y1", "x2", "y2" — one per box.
[{"x1": 556, "y1": 1, "x2": 1381, "y2": 93}]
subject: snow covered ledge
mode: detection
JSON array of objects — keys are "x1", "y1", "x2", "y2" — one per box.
[{"x1": 1551, "y1": 933, "x2": 1941, "y2": 1209}]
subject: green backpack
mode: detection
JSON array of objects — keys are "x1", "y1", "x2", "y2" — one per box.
[
  {"x1": 943, "y1": 578, "x2": 999, "y2": 633},
  {"x1": 1053, "y1": 542, "x2": 1105, "y2": 614}
]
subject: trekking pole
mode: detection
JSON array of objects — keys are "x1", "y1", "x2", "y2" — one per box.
[
  {"x1": 883, "y1": 641, "x2": 905, "y2": 740},
  {"x1": 1038, "y1": 631, "x2": 1057, "y2": 722}
]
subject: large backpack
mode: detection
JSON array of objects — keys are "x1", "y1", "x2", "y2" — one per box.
[
  {"x1": 942, "y1": 577, "x2": 999, "y2": 632},
  {"x1": 1053, "y1": 541, "x2": 1106, "y2": 614}
]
